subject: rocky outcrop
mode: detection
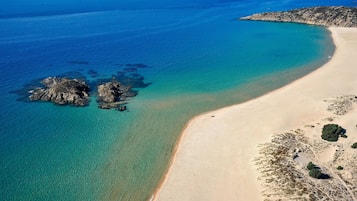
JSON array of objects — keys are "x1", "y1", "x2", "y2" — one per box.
[
  {"x1": 29, "y1": 77, "x2": 90, "y2": 106},
  {"x1": 20, "y1": 66, "x2": 151, "y2": 110},
  {"x1": 28, "y1": 77, "x2": 136, "y2": 110},
  {"x1": 97, "y1": 79, "x2": 136, "y2": 110},
  {"x1": 240, "y1": 6, "x2": 357, "y2": 27}
]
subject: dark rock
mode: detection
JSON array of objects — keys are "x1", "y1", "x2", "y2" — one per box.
[
  {"x1": 10, "y1": 78, "x2": 44, "y2": 103},
  {"x1": 240, "y1": 6, "x2": 357, "y2": 27},
  {"x1": 118, "y1": 105, "x2": 127, "y2": 112},
  {"x1": 129, "y1": 73, "x2": 141, "y2": 78},
  {"x1": 123, "y1": 67, "x2": 138, "y2": 72},
  {"x1": 114, "y1": 71, "x2": 151, "y2": 88},
  {"x1": 97, "y1": 79, "x2": 136, "y2": 109},
  {"x1": 29, "y1": 77, "x2": 90, "y2": 106},
  {"x1": 57, "y1": 71, "x2": 86, "y2": 80},
  {"x1": 88, "y1": 69, "x2": 98, "y2": 78},
  {"x1": 67, "y1": 61, "x2": 89, "y2": 65},
  {"x1": 125, "y1": 63, "x2": 148, "y2": 68}
]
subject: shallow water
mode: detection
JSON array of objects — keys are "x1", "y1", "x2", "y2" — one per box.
[{"x1": 0, "y1": 0, "x2": 346, "y2": 200}]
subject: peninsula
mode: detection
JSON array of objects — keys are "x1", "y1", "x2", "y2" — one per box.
[{"x1": 241, "y1": 6, "x2": 357, "y2": 27}]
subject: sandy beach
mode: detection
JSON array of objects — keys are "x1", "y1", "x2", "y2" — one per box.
[{"x1": 154, "y1": 27, "x2": 357, "y2": 200}]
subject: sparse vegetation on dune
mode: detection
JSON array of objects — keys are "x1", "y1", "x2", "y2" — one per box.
[
  {"x1": 324, "y1": 95, "x2": 357, "y2": 115},
  {"x1": 255, "y1": 131, "x2": 355, "y2": 200},
  {"x1": 255, "y1": 95, "x2": 357, "y2": 200}
]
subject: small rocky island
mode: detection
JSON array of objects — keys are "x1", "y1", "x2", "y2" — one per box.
[
  {"x1": 240, "y1": 6, "x2": 357, "y2": 27},
  {"x1": 29, "y1": 77, "x2": 90, "y2": 106},
  {"x1": 28, "y1": 77, "x2": 139, "y2": 111},
  {"x1": 12, "y1": 63, "x2": 152, "y2": 111},
  {"x1": 97, "y1": 79, "x2": 136, "y2": 110}
]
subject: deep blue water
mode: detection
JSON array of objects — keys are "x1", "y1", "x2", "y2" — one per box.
[{"x1": 0, "y1": 0, "x2": 351, "y2": 200}]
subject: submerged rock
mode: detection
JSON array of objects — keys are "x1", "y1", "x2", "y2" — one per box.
[
  {"x1": 125, "y1": 63, "x2": 148, "y2": 68},
  {"x1": 29, "y1": 77, "x2": 90, "y2": 106},
  {"x1": 67, "y1": 60, "x2": 89, "y2": 65},
  {"x1": 114, "y1": 71, "x2": 151, "y2": 88},
  {"x1": 240, "y1": 6, "x2": 357, "y2": 27},
  {"x1": 88, "y1": 69, "x2": 98, "y2": 78},
  {"x1": 123, "y1": 67, "x2": 138, "y2": 72}
]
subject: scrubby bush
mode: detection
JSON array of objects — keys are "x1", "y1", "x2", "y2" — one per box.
[
  {"x1": 309, "y1": 168, "x2": 322, "y2": 179},
  {"x1": 306, "y1": 162, "x2": 328, "y2": 179},
  {"x1": 307, "y1": 162, "x2": 316, "y2": 170},
  {"x1": 337, "y1": 166, "x2": 343, "y2": 170},
  {"x1": 321, "y1": 124, "x2": 346, "y2": 142},
  {"x1": 352, "y1": 142, "x2": 357, "y2": 149}
]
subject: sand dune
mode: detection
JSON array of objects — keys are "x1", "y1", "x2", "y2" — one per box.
[{"x1": 154, "y1": 27, "x2": 357, "y2": 200}]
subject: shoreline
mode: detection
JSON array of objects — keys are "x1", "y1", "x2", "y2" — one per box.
[{"x1": 153, "y1": 27, "x2": 357, "y2": 200}]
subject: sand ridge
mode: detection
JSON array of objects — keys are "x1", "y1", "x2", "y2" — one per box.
[{"x1": 154, "y1": 27, "x2": 357, "y2": 200}]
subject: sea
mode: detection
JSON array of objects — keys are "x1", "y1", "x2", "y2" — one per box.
[{"x1": 0, "y1": 0, "x2": 353, "y2": 200}]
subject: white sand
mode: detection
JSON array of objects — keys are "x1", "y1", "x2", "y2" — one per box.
[{"x1": 154, "y1": 27, "x2": 357, "y2": 201}]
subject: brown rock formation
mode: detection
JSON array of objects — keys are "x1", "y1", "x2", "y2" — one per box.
[
  {"x1": 241, "y1": 6, "x2": 357, "y2": 27},
  {"x1": 29, "y1": 77, "x2": 90, "y2": 106}
]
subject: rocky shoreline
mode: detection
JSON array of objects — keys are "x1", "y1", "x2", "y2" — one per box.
[{"x1": 240, "y1": 6, "x2": 357, "y2": 27}]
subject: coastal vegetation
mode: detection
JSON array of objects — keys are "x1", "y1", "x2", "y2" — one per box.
[
  {"x1": 306, "y1": 161, "x2": 316, "y2": 170},
  {"x1": 321, "y1": 124, "x2": 346, "y2": 142},
  {"x1": 307, "y1": 162, "x2": 322, "y2": 179},
  {"x1": 352, "y1": 142, "x2": 357, "y2": 149},
  {"x1": 309, "y1": 168, "x2": 322, "y2": 179}
]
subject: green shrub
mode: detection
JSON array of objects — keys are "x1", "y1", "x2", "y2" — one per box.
[
  {"x1": 309, "y1": 168, "x2": 322, "y2": 179},
  {"x1": 321, "y1": 124, "x2": 346, "y2": 142},
  {"x1": 337, "y1": 166, "x2": 343, "y2": 170},
  {"x1": 307, "y1": 162, "x2": 315, "y2": 170},
  {"x1": 352, "y1": 142, "x2": 357, "y2": 149}
]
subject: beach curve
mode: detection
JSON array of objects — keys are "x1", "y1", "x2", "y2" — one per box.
[{"x1": 153, "y1": 27, "x2": 357, "y2": 200}]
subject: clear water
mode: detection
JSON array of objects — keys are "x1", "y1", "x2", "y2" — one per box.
[{"x1": 0, "y1": 0, "x2": 350, "y2": 200}]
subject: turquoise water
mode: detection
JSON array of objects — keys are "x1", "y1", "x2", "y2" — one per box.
[{"x1": 0, "y1": 0, "x2": 343, "y2": 200}]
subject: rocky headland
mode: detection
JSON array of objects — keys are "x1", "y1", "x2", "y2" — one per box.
[
  {"x1": 240, "y1": 6, "x2": 357, "y2": 27},
  {"x1": 29, "y1": 77, "x2": 90, "y2": 106}
]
